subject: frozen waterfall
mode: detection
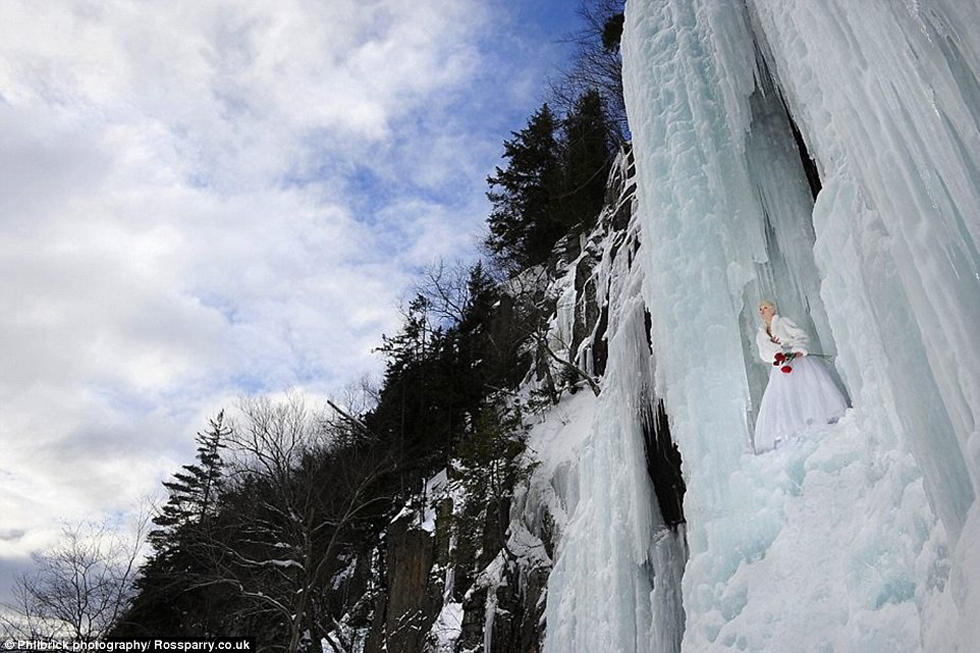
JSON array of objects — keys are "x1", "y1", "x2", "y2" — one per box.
[{"x1": 542, "y1": 0, "x2": 980, "y2": 651}]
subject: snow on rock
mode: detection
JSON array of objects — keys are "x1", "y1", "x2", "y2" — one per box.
[
  {"x1": 427, "y1": 601, "x2": 463, "y2": 653},
  {"x1": 391, "y1": 468, "x2": 449, "y2": 534},
  {"x1": 421, "y1": 468, "x2": 449, "y2": 533},
  {"x1": 519, "y1": 389, "x2": 598, "y2": 538},
  {"x1": 551, "y1": 265, "x2": 579, "y2": 362},
  {"x1": 462, "y1": 550, "x2": 507, "y2": 653}
]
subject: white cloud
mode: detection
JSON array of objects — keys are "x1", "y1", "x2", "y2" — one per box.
[{"x1": 0, "y1": 0, "x2": 572, "y2": 591}]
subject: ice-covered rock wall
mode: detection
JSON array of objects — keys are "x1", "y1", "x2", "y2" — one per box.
[
  {"x1": 540, "y1": 153, "x2": 688, "y2": 653},
  {"x1": 547, "y1": 0, "x2": 980, "y2": 651}
]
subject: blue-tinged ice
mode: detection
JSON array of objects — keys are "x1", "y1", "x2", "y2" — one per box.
[
  {"x1": 509, "y1": 151, "x2": 688, "y2": 653},
  {"x1": 530, "y1": 0, "x2": 980, "y2": 651}
]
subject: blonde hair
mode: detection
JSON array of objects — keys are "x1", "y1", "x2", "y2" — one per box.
[{"x1": 759, "y1": 300, "x2": 777, "y2": 311}]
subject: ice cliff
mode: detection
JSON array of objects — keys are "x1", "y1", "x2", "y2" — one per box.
[{"x1": 539, "y1": 0, "x2": 979, "y2": 651}]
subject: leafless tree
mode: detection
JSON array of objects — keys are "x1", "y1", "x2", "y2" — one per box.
[
  {"x1": 195, "y1": 394, "x2": 393, "y2": 653},
  {"x1": 415, "y1": 260, "x2": 472, "y2": 325},
  {"x1": 551, "y1": 0, "x2": 628, "y2": 141},
  {"x1": 414, "y1": 260, "x2": 506, "y2": 326},
  {"x1": 1, "y1": 513, "x2": 148, "y2": 641},
  {"x1": 333, "y1": 375, "x2": 380, "y2": 418},
  {"x1": 535, "y1": 330, "x2": 601, "y2": 397},
  {"x1": 419, "y1": 261, "x2": 600, "y2": 406}
]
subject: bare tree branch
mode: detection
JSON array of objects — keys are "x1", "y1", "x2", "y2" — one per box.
[
  {"x1": 1, "y1": 511, "x2": 149, "y2": 642},
  {"x1": 190, "y1": 395, "x2": 396, "y2": 653},
  {"x1": 536, "y1": 333, "x2": 601, "y2": 396}
]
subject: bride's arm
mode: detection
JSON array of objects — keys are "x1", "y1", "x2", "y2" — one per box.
[
  {"x1": 757, "y1": 328, "x2": 781, "y2": 363},
  {"x1": 779, "y1": 317, "x2": 810, "y2": 355}
]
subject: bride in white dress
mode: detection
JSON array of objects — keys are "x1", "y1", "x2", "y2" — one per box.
[{"x1": 754, "y1": 300, "x2": 848, "y2": 452}]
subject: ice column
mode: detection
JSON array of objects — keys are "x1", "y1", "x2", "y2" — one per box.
[
  {"x1": 623, "y1": 0, "x2": 979, "y2": 649},
  {"x1": 543, "y1": 204, "x2": 686, "y2": 653}
]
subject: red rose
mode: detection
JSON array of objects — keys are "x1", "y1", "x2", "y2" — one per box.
[
  {"x1": 780, "y1": 365, "x2": 792, "y2": 374},
  {"x1": 774, "y1": 352, "x2": 786, "y2": 363}
]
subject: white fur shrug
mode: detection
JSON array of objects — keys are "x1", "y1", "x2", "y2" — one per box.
[{"x1": 756, "y1": 314, "x2": 809, "y2": 363}]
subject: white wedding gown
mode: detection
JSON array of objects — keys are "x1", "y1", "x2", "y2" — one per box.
[{"x1": 754, "y1": 315, "x2": 848, "y2": 452}]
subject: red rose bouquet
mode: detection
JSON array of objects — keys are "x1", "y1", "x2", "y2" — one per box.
[{"x1": 772, "y1": 351, "x2": 830, "y2": 374}]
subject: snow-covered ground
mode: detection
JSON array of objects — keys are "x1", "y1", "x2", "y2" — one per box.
[
  {"x1": 428, "y1": 600, "x2": 463, "y2": 653},
  {"x1": 686, "y1": 412, "x2": 947, "y2": 651}
]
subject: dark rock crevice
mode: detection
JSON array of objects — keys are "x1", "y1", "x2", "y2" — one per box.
[
  {"x1": 641, "y1": 399, "x2": 686, "y2": 529},
  {"x1": 784, "y1": 104, "x2": 821, "y2": 199}
]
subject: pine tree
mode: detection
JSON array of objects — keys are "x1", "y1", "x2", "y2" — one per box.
[
  {"x1": 558, "y1": 89, "x2": 613, "y2": 234},
  {"x1": 372, "y1": 295, "x2": 456, "y2": 482},
  {"x1": 484, "y1": 104, "x2": 564, "y2": 269},
  {"x1": 454, "y1": 403, "x2": 528, "y2": 569},
  {"x1": 552, "y1": 0, "x2": 628, "y2": 140},
  {"x1": 602, "y1": 11, "x2": 625, "y2": 52},
  {"x1": 114, "y1": 413, "x2": 232, "y2": 636},
  {"x1": 150, "y1": 411, "x2": 229, "y2": 551}
]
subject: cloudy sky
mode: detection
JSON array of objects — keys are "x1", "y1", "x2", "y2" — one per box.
[{"x1": 0, "y1": 0, "x2": 578, "y2": 596}]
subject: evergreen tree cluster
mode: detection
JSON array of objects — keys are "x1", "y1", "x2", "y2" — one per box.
[
  {"x1": 485, "y1": 88, "x2": 616, "y2": 270},
  {"x1": 368, "y1": 262, "x2": 526, "y2": 480},
  {"x1": 118, "y1": 414, "x2": 237, "y2": 637}
]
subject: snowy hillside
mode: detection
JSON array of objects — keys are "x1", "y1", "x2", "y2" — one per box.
[{"x1": 535, "y1": 0, "x2": 979, "y2": 651}]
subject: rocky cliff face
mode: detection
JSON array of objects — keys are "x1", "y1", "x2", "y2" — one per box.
[{"x1": 324, "y1": 148, "x2": 659, "y2": 653}]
